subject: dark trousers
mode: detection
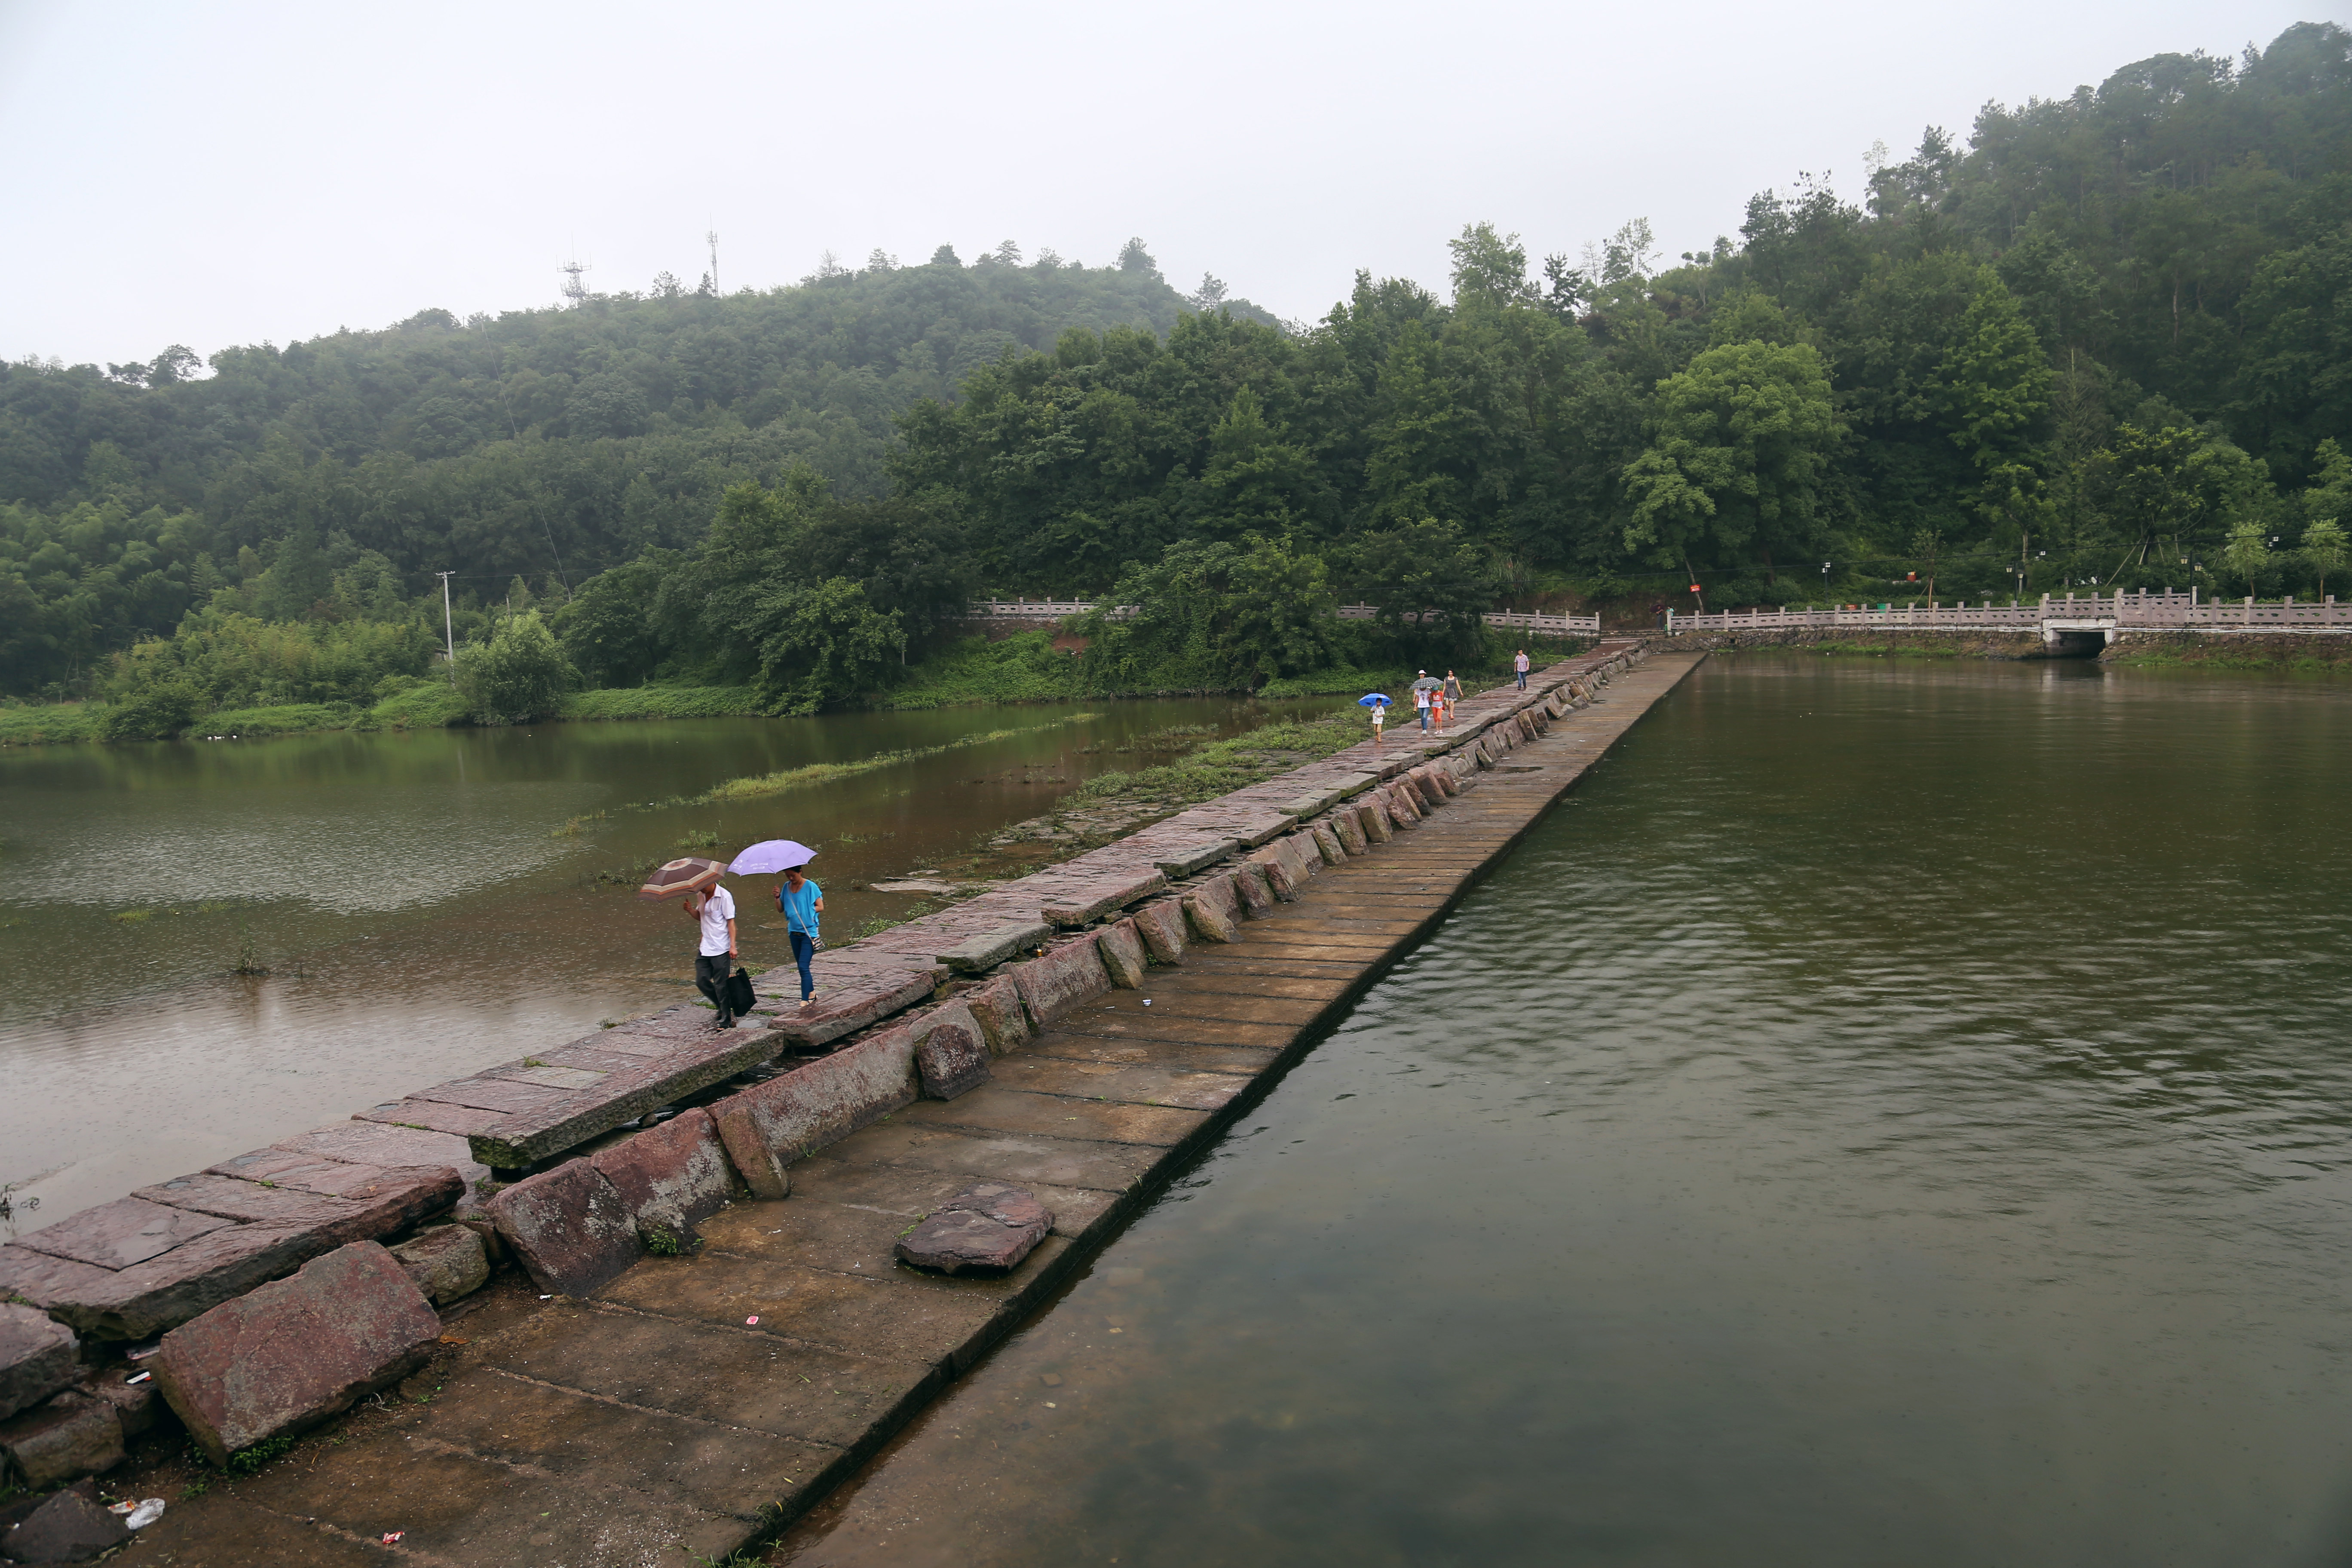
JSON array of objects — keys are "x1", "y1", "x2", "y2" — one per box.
[
  {"x1": 695, "y1": 952, "x2": 733, "y2": 1020},
  {"x1": 1516, "y1": 670, "x2": 1528, "y2": 689},
  {"x1": 789, "y1": 931, "x2": 816, "y2": 999}
]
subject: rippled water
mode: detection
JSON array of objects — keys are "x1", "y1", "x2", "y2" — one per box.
[
  {"x1": 0, "y1": 698, "x2": 1313, "y2": 1227},
  {"x1": 778, "y1": 656, "x2": 2352, "y2": 1568}
]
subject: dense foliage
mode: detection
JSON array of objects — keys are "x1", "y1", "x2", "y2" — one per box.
[{"x1": 7, "y1": 24, "x2": 2352, "y2": 723}]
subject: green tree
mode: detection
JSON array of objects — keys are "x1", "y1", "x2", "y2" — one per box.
[
  {"x1": 1341, "y1": 518, "x2": 1498, "y2": 661},
  {"x1": 2222, "y1": 518, "x2": 2272, "y2": 591},
  {"x1": 739, "y1": 578, "x2": 902, "y2": 714},
  {"x1": 1084, "y1": 535, "x2": 1334, "y2": 690},
  {"x1": 1622, "y1": 340, "x2": 1842, "y2": 580},
  {"x1": 2302, "y1": 516, "x2": 2347, "y2": 596},
  {"x1": 454, "y1": 610, "x2": 573, "y2": 723}
]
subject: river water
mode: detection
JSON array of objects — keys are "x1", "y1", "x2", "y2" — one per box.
[
  {"x1": 0, "y1": 697, "x2": 1313, "y2": 1229},
  {"x1": 775, "y1": 655, "x2": 2352, "y2": 1568}
]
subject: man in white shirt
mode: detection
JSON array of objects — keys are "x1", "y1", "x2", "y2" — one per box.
[
  {"x1": 686, "y1": 884, "x2": 739, "y2": 1029},
  {"x1": 1514, "y1": 649, "x2": 1531, "y2": 690}
]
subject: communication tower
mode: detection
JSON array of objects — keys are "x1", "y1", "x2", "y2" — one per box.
[
  {"x1": 560, "y1": 257, "x2": 591, "y2": 307},
  {"x1": 706, "y1": 229, "x2": 720, "y2": 295}
]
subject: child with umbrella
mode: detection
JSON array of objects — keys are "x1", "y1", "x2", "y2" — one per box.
[
  {"x1": 732, "y1": 840, "x2": 824, "y2": 1008},
  {"x1": 1358, "y1": 692, "x2": 1391, "y2": 749}
]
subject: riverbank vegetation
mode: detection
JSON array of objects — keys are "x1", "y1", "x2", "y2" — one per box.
[{"x1": 5, "y1": 22, "x2": 2348, "y2": 737}]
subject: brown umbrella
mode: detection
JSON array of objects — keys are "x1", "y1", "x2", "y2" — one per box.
[{"x1": 638, "y1": 856, "x2": 726, "y2": 902}]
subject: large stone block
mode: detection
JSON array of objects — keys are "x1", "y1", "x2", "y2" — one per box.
[
  {"x1": 1355, "y1": 799, "x2": 1393, "y2": 845},
  {"x1": 0, "y1": 1304, "x2": 77, "y2": 1423},
  {"x1": 934, "y1": 921, "x2": 1052, "y2": 976},
  {"x1": 1310, "y1": 824, "x2": 1347, "y2": 865},
  {"x1": 388, "y1": 1225, "x2": 489, "y2": 1306},
  {"x1": 893, "y1": 1184, "x2": 1054, "y2": 1276},
  {"x1": 1233, "y1": 862, "x2": 1277, "y2": 914},
  {"x1": 1326, "y1": 809, "x2": 1368, "y2": 856},
  {"x1": 8, "y1": 1199, "x2": 232, "y2": 1271},
  {"x1": 1097, "y1": 919, "x2": 1148, "y2": 989},
  {"x1": 0, "y1": 1391, "x2": 121, "y2": 1489},
  {"x1": 0, "y1": 1485, "x2": 129, "y2": 1563},
  {"x1": 1246, "y1": 845, "x2": 1303, "y2": 903},
  {"x1": 963, "y1": 977, "x2": 1031, "y2": 1055},
  {"x1": 1038, "y1": 867, "x2": 1167, "y2": 927},
  {"x1": 86, "y1": 1373, "x2": 160, "y2": 1439},
  {"x1": 1146, "y1": 837, "x2": 1238, "y2": 879},
  {"x1": 1130, "y1": 899, "x2": 1188, "y2": 965},
  {"x1": 1011, "y1": 937, "x2": 1113, "y2": 1027},
  {"x1": 152, "y1": 1242, "x2": 438, "y2": 1468},
  {"x1": 483, "y1": 1159, "x2": 640, "y2": 1298},
  {"x1": 911, "y1": 1002, "x2": 991, "y2": 1101},
  {"x1": 589, "y1": 1107, "x2": 734, "y2": 1245},
  {"x1": 771, "y1": 964, "x2": 937, "y2": 1050},
  {"x1": 1181, "y1": 887, "x2": 1239, "y2": 945},
  {"x1": 708, "y1": 1025, "x2": 919, "y2": 1192}
]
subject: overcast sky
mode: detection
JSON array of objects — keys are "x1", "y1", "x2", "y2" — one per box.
[{"x1": 0, "y1": 0, "x2": 2319, "y2": 370}]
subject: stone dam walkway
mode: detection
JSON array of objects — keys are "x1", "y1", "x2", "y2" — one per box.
[{"x1": 61, "y1": 647, "x2": 1703, "y2": 1567}]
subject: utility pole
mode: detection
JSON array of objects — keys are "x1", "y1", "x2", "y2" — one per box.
[{"x1": 436, "y1": 571, "x2": 456, "y2": 681}]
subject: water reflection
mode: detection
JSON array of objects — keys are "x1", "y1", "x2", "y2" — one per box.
[
  {"x1": 0, "y1": 698, "x2": 1321, "y2": 1226},
  {"x1": 777, "y1": 656, "x2": 2352, "y2": 1568}
]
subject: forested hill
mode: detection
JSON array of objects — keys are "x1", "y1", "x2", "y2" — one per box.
[
  {"x1": 0, "y1": 240, "x2": 1256, "y2": 686},
  {"x1": 6, "y1": 22, "x2": 2352, "y2": 712}
]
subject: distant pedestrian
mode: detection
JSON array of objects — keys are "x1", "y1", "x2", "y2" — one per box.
[
  {"x1": 684, "y1": 883, "x2": 738, "y2": 1029},
  {"x1": 1370, "y1": 699, "x2": 1387, "y2": 748},
  {"x1": 1651, "y1": 599, "x2": 1667, "y2": 629},
  {"x1": 1414, "y1": 674, "x2": 1432, "y2": 733},
  {"x1": 778, "y1": 865, "x2": 825, "y2": 1008},
  {"x1": 1513, "y1": 649, "x2": 1530, "y2": 690}
]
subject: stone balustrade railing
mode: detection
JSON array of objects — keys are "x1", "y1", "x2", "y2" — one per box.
[
  {"x1": 965, "y1": 599, "x2": 1604, "y2": 634},
  {"x1": 1669, "y1": 590, "x2": 2352, "y2": 632}
]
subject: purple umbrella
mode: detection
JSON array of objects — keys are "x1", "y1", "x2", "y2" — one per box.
[
  {"x1": 729, "y1": 839, "x2": 816, "y2": 875},
  {"x1": 724, "y1": 841, "x2": 818, "y2": 879}
]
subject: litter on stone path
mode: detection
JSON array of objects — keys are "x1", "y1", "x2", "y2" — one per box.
[
  {"x1": 125, "y1": 1370, "x2": 151, "y2": 1384},
  {"x1": 745, "y1": 1315, "x2": 760, "y2": 1325},
  {"x1": 127, "y1": 1500, "x2": 166, "y2": 1530},
  {"x1": 382, "y1": 1531, "x2": 405, "y2": 1544}
]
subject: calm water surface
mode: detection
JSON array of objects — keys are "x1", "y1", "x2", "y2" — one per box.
[
  {"x1": 0, "y1": 698, "x2": 1318, "y2": 1227},
  {"x1": 778, "y1": 656, "x2": 2352, "y2": 1568}
]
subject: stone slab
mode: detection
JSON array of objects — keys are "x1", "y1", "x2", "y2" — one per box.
[
  {"x1": 910, "y1": 1001, "x2": 991, "y2": 1102},
  {"x1": 9, "y1": 1197, "x2": 233, "y2": 1271},
  {"x1": 895, "y1": 1185, "x2": 1054, "y2": 1275},
  {"x1": 1130, "y1": 898, "x2": 1188, "y2": 965},
  {"x1": 1097, "y1": 918, "x2": 1148, "y2": 988},
  {"x1": 389, "y1": 1224, "x2": 489, "y2": 1306},
  {"x1": 1038, "y1": 867, "x2": 1167, "y2": 927},
  {"x1": 771, "y1": 965, "x2": 937, "y2": 1050},
  {"x1": 1010, "y1": 935, "x2": 1114, "y2": 1027},
  {"x1": 0, "y1": 1485, "x2": 129, "y2": 1563},
  {"x1": 466, "y1": 1028, "x2": 780, "y2": 1168},
  {"x1": 589, "y1": 1106, "x2": 737, "y2": 1244},
  {"x1": 153, "y1": 1241, "x2": 438, "y2": 1467},
  {"x1": 709, "y1": 1023, "x2": 921, "y2": 1198},
  {"x1": 963, "y1": 975, "x2": 1031, "y2": 1054},
  {"x1": 0, "y1": 1390, "x2": 122, "y2": 1489},
  {"x1": 351, "y1": 1097, "x2": 507, "y2": 1137},
  {"x1": 484, "y1": 1158, "x2": 641, "y2": 1298},
  {"x1": 1145, "y1": 836, "x2": 1239, "y2": 879},
  {"x1": 934, "y1": 920, "x2": 1053, "y2": 975},
  {"x1": 0, "y1": 1303, "x2": 77, "y2": 1423}
]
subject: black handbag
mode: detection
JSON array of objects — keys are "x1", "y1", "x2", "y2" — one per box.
[{"x1": 724, "y1": 967, "x2": 756, "y2": 1015}]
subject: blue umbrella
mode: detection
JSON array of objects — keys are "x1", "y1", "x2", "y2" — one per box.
[
  {"x1": 1357, "y1": 693, "x2": 1392, "y2": 707},
  {"x1": 729, "y1": 839, "x2": 816, "y2": 875}
]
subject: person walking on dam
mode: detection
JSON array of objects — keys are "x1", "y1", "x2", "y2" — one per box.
[
  {"x1": 686, "y1": 882, "x2": 739, "y2": 1029},
  {"x1": 779, "y1": 864, "x2": 824, "y2": 1008},
  {"x1": 1441, "y1": 670, "x2": 1463, "y2": 732},
  {"x1": 1514, "y1": 648, "x2": 1530, "y2": 690}
]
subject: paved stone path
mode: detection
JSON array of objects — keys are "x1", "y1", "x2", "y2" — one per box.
[{"x1": 117, "y1": 652, "x2": 1705, "y2": 1568}]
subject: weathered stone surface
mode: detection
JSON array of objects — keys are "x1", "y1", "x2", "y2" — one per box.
[
  {"x1": 893, "y1": 1184, "x2": 1053, "y2": 1276},
  {"x1": 1010, "y1": 937, "x2": 1113, "y2": 1027},
  {"x1": 911, "y1": 1003, "x2": 991, "y2": 1101},
  {"x1": 467, "y1": 1026, "x2": 781, "y2": 1168},
  {"x1": 934, "y1": 921, "x2": 1052, "y2": 975},
  {"x1": 590, "y1": 1108, "x2": 734, "y2": 1246},
  {"x1": 1310, "y1": 824, "x2": 1347, "y2": 865},
  {"x1": 352, "y1": 1097, "x2": 508, "y2": 1137},
  {"x1": 86, "y1": 1371, "x2": 160, "y2": 1439},
  {"x1": 265, "y1": 1122, "x2": 489, "y2": 1194},
  {"x1": 9, "y1": 1198, "x2": 233, "y2": 1271},
  {"x1": 389, "y1": 1224, "x2": 490, "y2": 1305},
  {"x1": 1130, "y1": 899, "x2": 1188, "y2": 965},
  {"x1": 0, "y1": 1392, "x2": 121, "y2": 1489},
  {"x1": 0, "y1": 1484, "x2": 129, "y2": 1563},
  {"x1": 1146, "y1": 837, "x2": 1238, "y2": 879},
  {"x1": 1233, "y1": 862, "x2": 1277, "y2": 913},
  {"x1": 484, "y1": 1160, "x2": 641, "y2": 1298},
  {"x1": 1039, "y1": 867, "x2": 1167, "y2": 927},
  {"x1": 1356, "y1": 799, "x2": 1394, "y2": 844},
  {"x1": 1182, "y1": 888, "x2": 1239, "y2": 944},
  {"x1": 0, "y1": 1304, "x2": 77, "y2": 1422},
  {"x1": 1097, "y1": 919, "x2": 1148, "y2": 989},
  {"x1": 130, "y1": 1169, "x2": 458, "y2": 1242},
  {"x1": 153, "y1": 1242, "x2": 439, "y2": 1467},
  {"x1": 963, "y1": 976, "x2": 1031, "y2": 1055},
  {"x1": 709, "y1": 1024, "x2": 919, "y2": 1192},
  {"x1": 1247, "y1": 845, "x2": 1302, "y2": 902},
  {"x1": 3, "y1": 1218, "x2": 350, "y2": 1343},
  {"x1": 770, "y1": 964, "x2": 936, "y2": 1050}
]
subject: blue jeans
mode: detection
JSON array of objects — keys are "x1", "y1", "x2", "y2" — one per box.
[
  {"x1": 1516, "y1": 670, "x2": 1528, "y2": 689},
  {"x1": 789, "y1": 931, "x2": 816, "y2": 999}
]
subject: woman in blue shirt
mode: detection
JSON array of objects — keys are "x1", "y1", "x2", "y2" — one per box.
[{"x1": 778, "y1": 866, "x2": 824, "y2": 1006}]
